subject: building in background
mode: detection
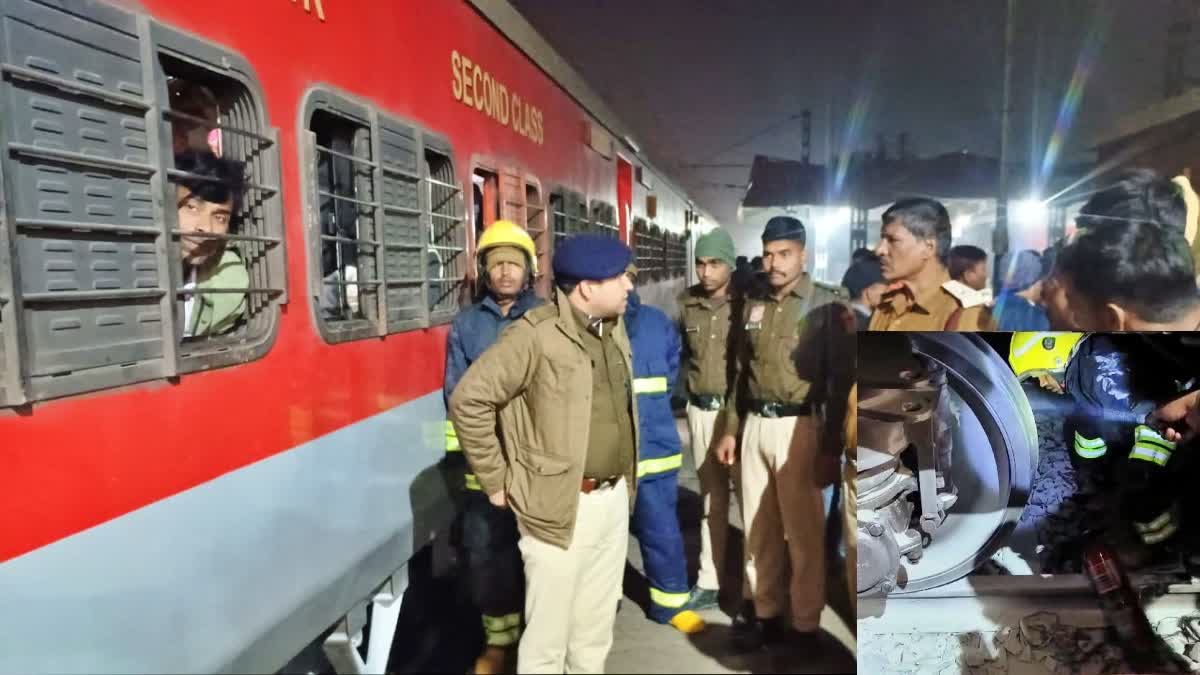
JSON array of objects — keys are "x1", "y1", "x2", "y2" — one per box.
[{"x1": 738, "y1": 152, "x2": 1088, "y2": 288}]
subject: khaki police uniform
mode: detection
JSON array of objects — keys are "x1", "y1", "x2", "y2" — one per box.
[
  {"x1": 678, "y1": 285, "x2": 741, "y2": 593},
  {"x1": 722, "y1": 273, "x2": 846, "y2": 632},
  {"x1": 867, "y1": 268, "x2": 996, "y2": 331}
]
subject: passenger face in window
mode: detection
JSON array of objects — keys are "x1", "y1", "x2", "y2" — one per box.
[
  {"x1": 177, "y1": 185, "x2": 233, "y2": 267},
  {"x1": 173, "y1": 151, "x2": 245, "y2": 268}
]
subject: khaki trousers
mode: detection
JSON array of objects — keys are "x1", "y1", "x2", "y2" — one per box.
[
  {"x1": 686, "y1": 403, "x2": 741, "y2": 591},
  {"x1": 517, "y1": 478, "x2": 629, "y2": 674},
  {"x1": 741, "y1": 413, "x2": 825, "y2": 631}
]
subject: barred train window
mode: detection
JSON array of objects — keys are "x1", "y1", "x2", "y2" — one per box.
[
  {"x1": 164, "y1": 56, "x2": 284, "y2": 372},
  {"x1": 525, "y1": 181, "x2": 549, "y2": 296},
  {"x1": 589, "y1": 200, "x2": 618, "y2": 238},
  {"x1": 302, "y1": 89, "x2": 466, "y2": 342},
  {"x1": 632, "y1": 218, "x2": 651, "y2": 285},
  {"x1": 309, "y1": 103, "x2": 379, "y2": 339},
  {"x1": 0, "y1": 1, "x2": 283, "y2": 406},
  {"x1": 550, "y1": 188, "x2": 588, "y2": 250}
]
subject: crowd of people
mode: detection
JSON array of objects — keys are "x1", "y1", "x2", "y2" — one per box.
[
  {"x1": 840, "y1": 169, "x2": 1200, "y2": 332},
  {"x1": 444, "y1": 216, "x2": 855, "y2": 674}
]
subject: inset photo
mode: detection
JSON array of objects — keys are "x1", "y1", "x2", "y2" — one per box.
[{"x1": 857, "y1": 332, "x2": 1200, "y2": 674}]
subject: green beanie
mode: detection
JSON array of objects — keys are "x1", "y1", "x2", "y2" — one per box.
[{"x1": 694, "y1": 228, "x2": 736, "y2": 268}]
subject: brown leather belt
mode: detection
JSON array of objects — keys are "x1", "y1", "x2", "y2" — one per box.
[{"x1": 581, "y1": 476, "x2": 620, "y2": 494}]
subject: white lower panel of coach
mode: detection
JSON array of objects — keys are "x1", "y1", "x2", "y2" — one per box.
[{"x1": 0, "y1": 391, "x2": 453, "y2": 674}]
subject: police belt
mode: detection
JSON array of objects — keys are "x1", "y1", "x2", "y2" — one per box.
[
  {"x1": 581, "y1": 476, "x2": 621, "y2": 494},
  {"x1": 689, "y1": 393, "x2": 725, "y2": 411},
  {"x1": 748, "y1": 399, "x2": 812, "y2": 418}
]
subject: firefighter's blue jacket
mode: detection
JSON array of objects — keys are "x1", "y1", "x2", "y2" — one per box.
[
  {"x1": 443, "y1": 290, "x2": 543, "y2": 457},
  {"x1": 625, "y1": 291, "x2": 692, "y2": 623},
  {"x1": 625, "y1": 291, "x2": 683, "y2": 481}
]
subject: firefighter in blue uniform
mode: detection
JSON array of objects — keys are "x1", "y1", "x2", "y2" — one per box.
[
  {"x1": 444, "y1": 220, "x2": 543, "y2": 674},
  {"x1": 623, "y1": 265, "x2": 707, "y2": 634},
  {"x1": 1011, "y1": 332, "x2": 1192, "y2": 568}
]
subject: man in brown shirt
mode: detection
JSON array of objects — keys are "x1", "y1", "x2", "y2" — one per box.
[
  {"x1": 573, "y1": 302, "x2": 637, "y2": 481},
  {"x1": 712, "y1": 216, "x2": 847, "y2": 650},
  {"x1": 868, "y1": 198, "x2": 996, "y2": 331},
  {"x1": 677, "y1": 227, "x2": 740, "y2": 610}
]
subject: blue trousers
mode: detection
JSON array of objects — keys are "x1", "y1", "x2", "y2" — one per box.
[{"x1": 631, "y1": 473, "x2": 691, "y2": 623}]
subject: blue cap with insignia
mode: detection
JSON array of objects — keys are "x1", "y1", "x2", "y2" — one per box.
[
  {"x1": 761, "y1": 216, "x2": 806, "y2": 246},
  {"x1": 552, "y1": 233, "x2": 633, "y2": 284}
]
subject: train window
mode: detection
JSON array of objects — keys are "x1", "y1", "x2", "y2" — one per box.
[
  {"x1": 525, "y1": 181, "x2": 549, "y2": 297},
  {"x1": 300, "y1": 91, "x2": 465, "y2": 339},
  {"x1": 651, "y1": 224, "x2": 667, "y2": 282},
  {"x1": 161, "y1": 53, "x2": 284, "y2": 375},
  {"x1": 550, "y1": 188, "x2": 588, "y2": 250},
  {"x1": 632, "y1": 218, "x2": 651, "y2": 286},
  {"x1": 424, "y1": 139, "x2": 467, "y2": 325},
  {"x1": 303, "y1": 93, "x2": 382, "y2": 342},
  {"x1": 473, "y1": 168, "x2": 499, "y2": 241},
  {"x1": 589, "y1": 200, "x2": 618, "y2": 238},
  {"x1": 0, "y1": 1, "x2": 282, "y2": 405},
  {"x1": 667, "y1": 232, "x2": 687, "y2": 278}
]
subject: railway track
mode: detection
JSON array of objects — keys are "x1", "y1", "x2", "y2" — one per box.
[{"x1": 859, "y1": 574, "x2": 1200, "y2": 674}]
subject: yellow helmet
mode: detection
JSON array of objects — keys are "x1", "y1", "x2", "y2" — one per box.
[
  {"x1": 477, "y1": 220, "x2": 538, "y2": 275},
  {"x1": 1008, "y1": 332, "x2": 1086, "y2": 380}
]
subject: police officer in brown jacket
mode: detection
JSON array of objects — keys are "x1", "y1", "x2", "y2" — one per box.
[
  {"x1": 868, "y1": 197, "x2": 996, "y2": 332},
  {"x1": 449, "y1": 233, "x2": 637, "y2": 674},
  {"x1": 711, "y1": 216, "x2": 847, "y2": 650}
]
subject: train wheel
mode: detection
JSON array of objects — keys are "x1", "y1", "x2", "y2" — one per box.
[{"x1": 858, "y1": 332, "x2": 1039, "y2": 594}]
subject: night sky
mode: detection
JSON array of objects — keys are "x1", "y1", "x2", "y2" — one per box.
[{"x1": 511, "y1": 0, "x2": 1172, "y2": 232}]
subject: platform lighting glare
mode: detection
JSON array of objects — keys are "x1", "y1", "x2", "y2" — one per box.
[{"x1": 1013, "y1": 199, "x2": 1048, "y2": 225}]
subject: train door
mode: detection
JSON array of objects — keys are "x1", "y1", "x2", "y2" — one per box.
[{"x1": 617, "y1": 156, "x2": 633, "y2": 243}]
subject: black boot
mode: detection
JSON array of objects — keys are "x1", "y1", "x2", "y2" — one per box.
[{"x1": 732, "y1": 613, "x2": 789, "y2": 652}]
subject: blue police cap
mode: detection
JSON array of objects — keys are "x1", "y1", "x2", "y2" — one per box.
[
  {"x1": 762, "y1": 216, "x2": 806, "y2": 245},
  {"x1": 552, "y1": 233, "x2": 633, "y2": 283}
]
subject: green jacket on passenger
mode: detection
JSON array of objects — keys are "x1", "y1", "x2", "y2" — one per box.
[
  {"x1": 187, "y1": 249, "x2": 249, "y2": 338},
  {"x1": 448, "y1": 291, "x2": 640, "y2": 550}
]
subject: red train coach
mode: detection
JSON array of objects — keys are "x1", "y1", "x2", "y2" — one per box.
[{"x1": 0, "y1": 0, "x2": 711, "y2": 671}]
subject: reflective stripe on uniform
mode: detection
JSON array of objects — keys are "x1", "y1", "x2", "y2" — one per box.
[
  {"x1": 649, "y1": 587, "x2": 690, "y2": 609},
  {"x1": 445, "y1": 420, "x2": 460, "y2": 453},
  {"x1": 483, "y1": 613, "x2": 521, "y2": 631},
  {"x1": 637, "y1": 453, "x2": 683, "y2": 478},
  {"x1": 482, "y1": 613, "x2": 522, "y2": 647},
  {"x1": 465, "y1": 473, "x2": 482, "y2": 491},
  {"x1": 1135, "y1": 508, "x2": 1179, "y2": 545},
  {"x1": 633, "y1": 376, "x2": 669, "y2": 395},
  {"x1": 1073, "y1": 432, "x2": 1107, "y2": 459},
  {"x1": 1128, "y1": 425, "x2": 1174, "y2": 467}
]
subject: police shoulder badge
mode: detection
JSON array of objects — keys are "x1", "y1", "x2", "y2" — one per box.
[{"x1": 941, "y1": 280, "x2": 992, "y2": 309}]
